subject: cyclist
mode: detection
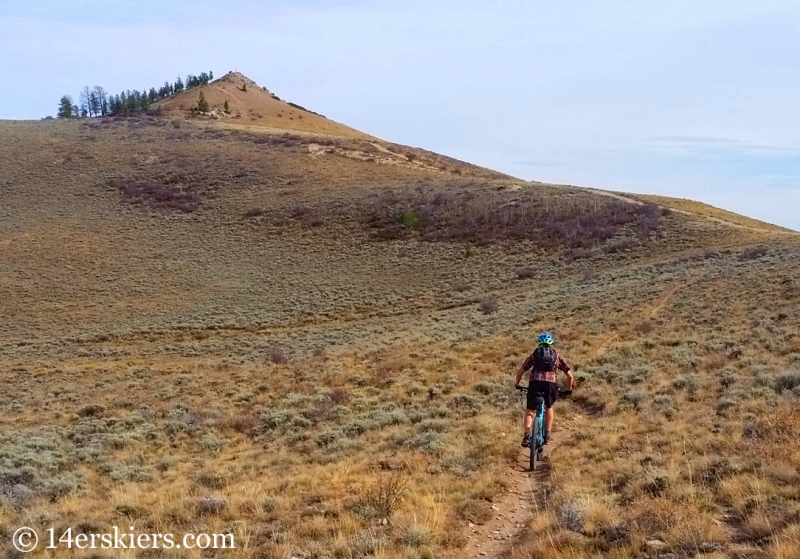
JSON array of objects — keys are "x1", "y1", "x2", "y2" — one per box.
[{"x1": 515, "y1": 332, "x2": 574, "y2": 447}]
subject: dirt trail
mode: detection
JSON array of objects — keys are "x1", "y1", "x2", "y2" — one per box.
[
  {"x1": 586, "y1": 188, "x2": 788, "y2": 234},
  {"x1": 590, "y1": 282, "x2": 683, "y2": 361},
  {"x1": 456, "y1": 423, "x2": 576, "y2": 559},
  {"x1": 455, "y1": 284, "x2": 682, "y2": 558},
  {"x1": 458, "y1": 457, "x2": 548, "y2": 558}
]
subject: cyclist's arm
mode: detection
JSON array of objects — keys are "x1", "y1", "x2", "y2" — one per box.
[
  {"x1": 557, "y1": 355, "x2": 575, "y2": 389},
  {"x1": 515, "y1": 354, "x2": 534, "y2": 387}
]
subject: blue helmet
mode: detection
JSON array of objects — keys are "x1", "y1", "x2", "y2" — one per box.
[{"x1": 537, "y1": 332, "x2": 554, "y2": 345}]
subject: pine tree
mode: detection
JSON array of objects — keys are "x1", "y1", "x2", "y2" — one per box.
[
  {"x1": 197, "y1": 91, "x2": 209, "y2": 114},
  {"x1": 57, "y1": 95, "x2": 74, "y2": 118},
  {"x1": 223, "y1": 99, "x2": 230, "y2": 113},
  {"x1": 88, "y1": 91, "x2": 99, "y2": 117}
]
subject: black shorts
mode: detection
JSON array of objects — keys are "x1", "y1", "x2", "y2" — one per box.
[{"x1": 527, "y1": 380, "x2": 559, "y2": 410}]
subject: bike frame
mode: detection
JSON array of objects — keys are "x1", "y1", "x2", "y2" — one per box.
[{"x1": 517, "y1": 386, "x2": 572, "y2": 472}]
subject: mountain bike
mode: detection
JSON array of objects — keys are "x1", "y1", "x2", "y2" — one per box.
[{"x1": 516, "y1": 386, "x2": 572, "y2": 472}]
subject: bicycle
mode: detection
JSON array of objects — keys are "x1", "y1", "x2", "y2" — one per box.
[{"x1": 516, "y1": 386, "x2": 572, "y2": 472}]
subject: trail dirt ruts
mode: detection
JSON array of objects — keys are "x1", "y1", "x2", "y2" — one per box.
[
  {"x1": 589, "y1": 282, "x2": 684, "y2": 362},
  {"x1": 455, "y1": 415, "x2": 580, "y2": 559}
]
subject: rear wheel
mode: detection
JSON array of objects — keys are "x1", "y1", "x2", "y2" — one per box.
[{"x1": 529, "y1": 416, "x2": 539, "y2": 471}]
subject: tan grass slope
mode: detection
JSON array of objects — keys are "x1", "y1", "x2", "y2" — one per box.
[
  {"x1": 155, "y1": 71, "x2": 369, "y2": 138},
  {"x1": 1, "y1": 101, "x2": 799, "y2": 559}
]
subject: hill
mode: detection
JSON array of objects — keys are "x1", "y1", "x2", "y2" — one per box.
[
  {"x1": 0, "y1": 105, "x2": 798, "y2": 559},
  {"x1": 154, "y1": 71, "x2": 369, "y2": 138}
]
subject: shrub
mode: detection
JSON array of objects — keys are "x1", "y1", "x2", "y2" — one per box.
[
  {"x1": 645, "y1": 471, "x2": 670, "y2": 496},
  {"x1": 407, "y1": 431, "x2": 445, "y2": 455},
  {"x1": 774, "y1": 371, "x2": 800, "y2": 394},
  {"x1": 618, "y1": 390, "x2": 643, "y2": 410},
  {"x1": 626, "y1": 367, "x2": 650, "y2": 384},
  {"x1": 720, "y1": 369, "x2": 739, "y2": 389},
  {"x1": 315, "y1": 429, "x2": 341, "y2": 448},
  {"x1": 604, "y1": 238, "x2": 638, "y2": 254},
  {"x1": 197, "y1": 496, "x2": 228, "y2": 516},
  {"x1": 397, "y1": 209, "x2": 419, "y2": 229},
  {"x1": 716, "y1": 397, "x2": 738, "y2": 415},
  {"x1": 364, "y1": 186, "x2": 662, "y2": 247},
  {"x1": 740, "y1": 246, "x2": 768, "y2": 261},
  {"x1": 360, "y1": 476, "x2": 407, "y2": 518},
  {"x1": 448, "y1": 394, "x2": 483, "y2": 416},
  {"x1": 653, "y1": 394, "x2": 675, "y2": 418},
  {"x1": 201, "y1": 433, "x2": 226, "y2": 453},
  {"x1": 243, "y1": 207, "x2": 265, "y2": 218},
  {"x1": 479, "y1": 296, "x2": 498, "y2": 315},
  {"x1": 267, "y1": 347, "x2": 289, "y2": 365},
  {"x1": 197, "y1": 471, "x2": 226, "y2": 489},
  {"x1": 451, "y1": 280, "x2": 471, "y2": 293},
  {"x1": 670, "y1": 347, "x2": 699, "y2": 368},
  {"x1": 110, "y1": 178, "x2": 201, "y2": 213},
  {"x1": 560, "y1": 501, "x2": 586, "y2": 532}
]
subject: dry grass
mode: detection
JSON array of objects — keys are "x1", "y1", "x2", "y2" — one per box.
[{"x1": 0, "y1": 118, "x2": 798, "y2": 558}]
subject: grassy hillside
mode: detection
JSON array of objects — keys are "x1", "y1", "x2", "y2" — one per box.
[
  {"x1": 154, "y1": 72, "x2": 369, "y2": 139},
  {"x1": 0, "y1": 115, "x2": 798, "y2": 559}
]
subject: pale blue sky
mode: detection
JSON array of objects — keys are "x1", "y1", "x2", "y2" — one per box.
[{"x1": 2, "y1": 1, "x2": 799, "y2": 229}]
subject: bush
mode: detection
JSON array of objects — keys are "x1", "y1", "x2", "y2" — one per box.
[
  {"x1": 397, "y1": 209, "x2": 419, "y2": 229},
  {"x1": 360, "y1": 476, "x2": 407, "y2": 517},
  {"x1": 626, "y1": 367, "x2": 650, "y2": 384},
  {"x1": 618, "y1": 390, "x2": 643, "y2": 410},
  {"x1": 197, "y1": 496, "x2": 228, "y2": 516},
  {"x1": 364, "y1": 185, "x2": 662, "y2": 247},
  {"x1": 720, "y1": 369, "x2": 739, "y2": 389},
  {"x1": 479, "y1": 296, "x2": 498, "y2": 315},
  {"x1": 560, "y1": 501, "x2": 586, "y2": 532},
  {"x1": 715, "y1": 397, "x2": 738, "y2": 415},
  {"x1": 670, "y1": 346, "x2": 699, "y2": 368},
  {"x1": 243, "y1": 207, "x2": 265, "y2": 218},
  {"x1": 267, "y1": 347, "x2": 289, "y2": 365},
  {"x1": 110, "y1": 178, "x2": 201, "y2": 213},
  {"x1": 403, "y1": 527, "x2": 430, "y2": 547},
  {"x1": 645, "y1": 471, "x2": 670, "y2": 496},
  {"x1": 774, "y1": 371, "x2": 800, "y2": 394},
  {"x1": 740, "y1": 246, "x2": 768, "y2": 261},
  {"x1": 451, "y1": 281, "x2": 471, "y2": 293},
  {"x1": 515, "y1": 267, "x2": 536, "y2": 280}
]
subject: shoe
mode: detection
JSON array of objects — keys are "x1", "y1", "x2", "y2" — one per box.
[
  {"x1": 543, "y1": 432, "x2": 551, "y2": 445},
  {"x1": 521, "y1": 434, "x2": 531, "y2": 448}
]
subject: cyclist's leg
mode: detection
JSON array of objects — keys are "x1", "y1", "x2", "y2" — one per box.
[
  {"x1": 523, "y1": 408, "x2": 535, "y2": 434},
  {"x1": 543, "y1": 382, "x2": 559, "y2": 442},
  {"x1": 545, "y1": 407, "x2": 554, "y2": 433}
]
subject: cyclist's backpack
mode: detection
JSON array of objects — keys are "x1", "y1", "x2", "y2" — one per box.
[{"x1": 532, "y1": 344, "x2": 557, "y2": 371}]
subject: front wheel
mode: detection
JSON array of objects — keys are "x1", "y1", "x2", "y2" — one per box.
[{"x1": 529, "y1": 416, "x2": 540, "y2": 472}]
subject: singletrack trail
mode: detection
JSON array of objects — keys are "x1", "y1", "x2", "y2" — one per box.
[
  {"x1": 589, "y1": 282, "x2": 683, "y2": 362},
  {"x1": 455, "y1": 284, "x2": 683, "y2": 558},
  {"x1": 454, "y1": 415, "x2": 583, "y2": 559},
  {"x1": 586, "y1": 187, "x2": 792, "y2": 234}
]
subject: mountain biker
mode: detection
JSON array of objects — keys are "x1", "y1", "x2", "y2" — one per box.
[{"x1": 515, "y1": 333, "x2": 574, "y2": 448}]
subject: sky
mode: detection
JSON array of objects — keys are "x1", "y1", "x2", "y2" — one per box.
[{"x1": 2, "y1": 0, "x2": 799, "y2": 230}]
